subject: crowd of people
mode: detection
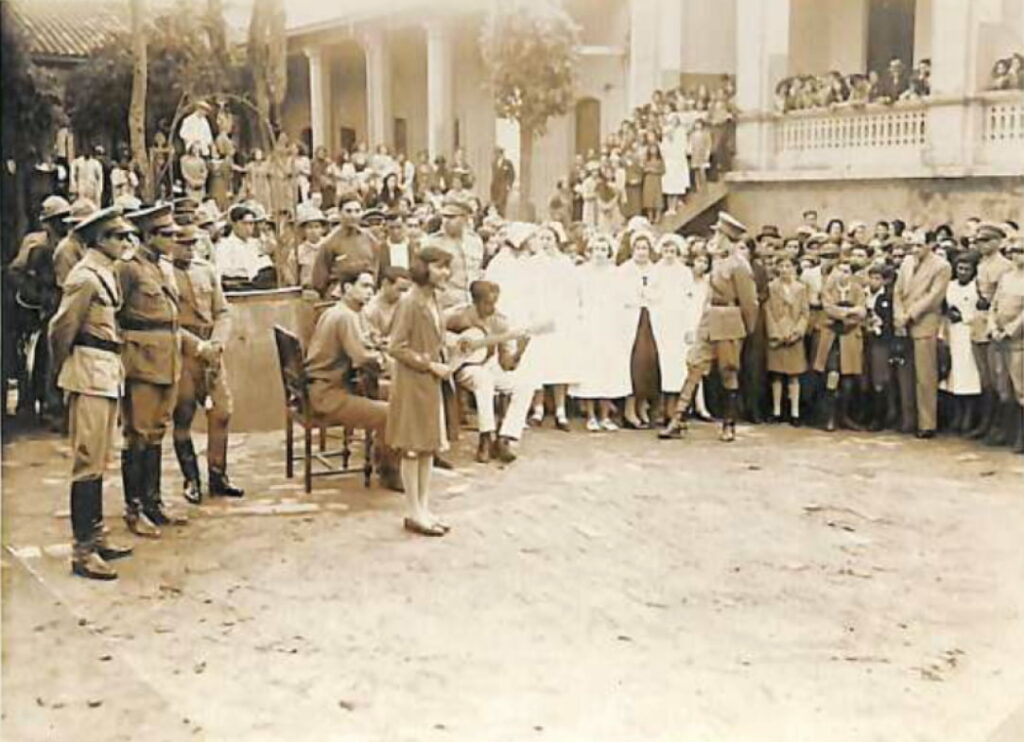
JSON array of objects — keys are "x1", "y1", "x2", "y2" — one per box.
[
  {"x1": 4, "y1": 89, "x2": 1023, "y2": 576},
  {"x1": 775, "y1": 57, "x2": 932, "y2": 112},
  {"x1": 553, "y1": 77, "x2": 736, "y2": 227},
  {"x1": 989, "y1": 52, "x2": 1024, "y2": 90}
]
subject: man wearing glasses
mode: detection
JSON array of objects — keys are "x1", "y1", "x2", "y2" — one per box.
[
  {"x1": 310, "y1": 197, "x2": 380, "y2": 298},
  {"x1": 48, "y1": 206, "x2": 136, "y2": 579}
]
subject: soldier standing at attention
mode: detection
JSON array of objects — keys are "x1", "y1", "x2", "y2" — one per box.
[
  {"x1": 659, "y1": 212, "x2": 759, "y2": 442},
  {"x1": 170, "y1": 225, "x2": 244, "y2": 502},
  {"x1": 118, "y1": 203, "x2": 210, "y2": 537},
  {"x1": 48, "y1": 207, "x2": 135, "y2": 580}
]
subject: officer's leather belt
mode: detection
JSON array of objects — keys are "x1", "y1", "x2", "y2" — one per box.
[
  {"x1": 74, "y1": 333, "x2": 123, "y2": 354},
  {"x1": 810, "y1": 303, "x2": 824, "y2": 311},
  {"x1": 710, "y1": 299, "x2": 738, "y2": 307},
  {"x1": 121, "y1": 318, "x2": 178, "y2": 332},
  {"x1": 182, "y1": 324, "x2": 213, "y2": 340}
]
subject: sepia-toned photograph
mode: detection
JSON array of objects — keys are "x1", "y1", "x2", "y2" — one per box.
[{"x1": 1, "y1": 0, "x2": 1022, "y2": 739}]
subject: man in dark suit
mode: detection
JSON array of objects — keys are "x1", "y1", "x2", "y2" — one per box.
[
  {"x1": 489, "y1": 148, "x2": 516, "y2": 217},
  {"x1": 877, "y1": 58, "x2": 910, "y2": 103}
]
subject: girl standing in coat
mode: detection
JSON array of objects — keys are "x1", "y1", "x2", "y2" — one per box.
[
  {"x1": 813, "y1": 260, "x2": 867, "y2": 432},
  {"x1": 387, "y1": 247, "x2": 454, "y2": 537},
  {"x1": 641, "y1": 143, "x2": 666, "y2": 223},
  {"x1": 765, "y1": 257, "x2": 810, "y2": 424},
  {"x1": 623, "y1": 149, "x2": 644, "y2": 220},
  {"x1": 572, "y1": 233, "x2": 631, "y2": 430}
]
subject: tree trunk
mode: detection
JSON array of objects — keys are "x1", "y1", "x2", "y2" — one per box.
[
  {"x1": 129, "y1": 0, "x2": 150, "y2": 200},
  {"x1": 517, "y1": 124, "x2": 535, "y2": 221},
  {"x1": 248, "y1": 0, "x2": 271, "y2": 150}
]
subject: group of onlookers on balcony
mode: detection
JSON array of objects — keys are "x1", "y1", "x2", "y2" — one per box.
[
  {"x1": 988, "y1": 52, "x2": 1024, "y2": 91},
  {"x1": 775, "y1": 57, "x2": 932, "y2": 113},
  {"x1": 553, "y1": 77, "x2": 737, "y2": 228}
]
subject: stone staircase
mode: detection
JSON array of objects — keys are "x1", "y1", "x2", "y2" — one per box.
[{"x1": 658, "y1": 180, "x2": 729, "y2": 234}]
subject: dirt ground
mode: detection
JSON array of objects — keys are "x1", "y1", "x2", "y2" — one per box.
[{"x1": 2, "y1": 421, "x2": 1023, "y2": 742}]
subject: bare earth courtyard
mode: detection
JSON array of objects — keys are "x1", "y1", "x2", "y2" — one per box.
[{"x1": 2, "y1": 423, "x2": 1023, "y2": 742}]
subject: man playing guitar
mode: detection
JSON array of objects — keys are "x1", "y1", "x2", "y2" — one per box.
[{"x1": 444, "y1": 280, "x2": 539, "y2": 464}]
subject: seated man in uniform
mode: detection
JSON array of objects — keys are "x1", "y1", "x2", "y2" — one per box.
[
  {"x1": 304, "y1": 264, "x2": 403, "y2": 490},
  {"x1": 445, "y1": 280, "x2": 534, "y2": 464},
  {"x1": 215, "y1": 204, "x2": 276, "y2": 291}
]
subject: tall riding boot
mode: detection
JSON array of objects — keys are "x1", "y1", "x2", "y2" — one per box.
[
  {"x1": 824, "y1": 390, "x2": 838, "y2": 432},
  {"x1": 872, "y1": 390, "x2": 888, "y2": 431},
  {"x1": 173, "y1": 438, "x2": 203, "y2": 504},
  {"x1": 957, "y1": 396, "x2": 977, "y2": 435},
  {"x1": 719, "y1": 391, "x2": 738, "y2": 442},
  {"x1": 1012, "y1": 406, "x2": 1024, "y2": 454},
  {"x1": 838, "y1": 379, "x2": 866, "y2": 431},
  {"x1": 70, "y1": 480, "x2": 117, "y2": 580},
  {"x1": 968, "y1": 391, "x2": 995, "y2": 439},
  {"x1": 143, "y1": 444, "x2": 188, "y2": 526},
  {"x1": 122, "y1": 446, "x2": 160, "y2": 538},
  {"x1": 86, "y1": 478, "x2": 132, "y2": 561},
  {"x1": 984, "y1": 401, "x2": 1011, "y2": 446},
  {"x1": 946, "y1": 395, "x2": 963, "y2": 434}
]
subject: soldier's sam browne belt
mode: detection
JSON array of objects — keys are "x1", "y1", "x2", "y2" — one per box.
[
  {"x1": 120, "y1": 318, "x2": 179, "y2": 332},
  {"x1": 709, "y1": 299, "x2": 738, "y2": 307},
  {"x1": 74, "y1": 334, "x2": 123, "y2": 354}
]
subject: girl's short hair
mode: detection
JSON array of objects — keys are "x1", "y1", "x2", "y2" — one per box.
[{"x1": 409, "y1": 246, "x2": 453, "y2": 285}]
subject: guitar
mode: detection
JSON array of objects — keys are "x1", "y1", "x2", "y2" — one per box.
[{"x1": 445, "y1": 320, "x2": 554, "y2": 370}]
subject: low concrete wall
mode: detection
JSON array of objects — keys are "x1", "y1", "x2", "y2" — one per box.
[
  {"x1": 724, "y1": 176, "x2": 1024, "y2": 235},
  {"x1": 218, "y1": 288, "x2": 319, "y2": 433}
]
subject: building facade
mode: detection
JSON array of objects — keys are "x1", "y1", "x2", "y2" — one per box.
[{"x1": 282, "y1": 0, "x2": 1024, "y2": 227}]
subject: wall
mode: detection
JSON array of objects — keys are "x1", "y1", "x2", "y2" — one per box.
[
  {"x1": 328, "y1": 42, "x2": 368, "y2": 151},
  {"x1": 913, "y1": 0, "x2": 932, "y2": 62},
  {"x1": 789, "y1": 0, "x2": 869, "y2": 74},
  {"x1": 280, "y1": 54, "x2": 311, "y2": 146},
  {"x1": 725, "y1": 177, "x2": 1023, "y2": 235},
  {"x1": 452, "y1": 16, "x2": 496, "y2": 198},
  {"x1": 388, "y1": 28, "x2": 428, "y2": 158},
  {"x1": 681, "y1": 0, "x2": 736, "y2": 74}
]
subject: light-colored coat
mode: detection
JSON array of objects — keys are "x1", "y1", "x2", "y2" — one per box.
[
  {"x1": 813, "y1": 273, "x2": 867, "y2": 374},
  {"x1": 765, "y1": 278, "x2": 810, "y2": 375},
  {"x1": 386, "y1": 287, "x2": 447, "y2": 453},
  {"x1": 894, "y1": 251, "x2": 952, "y2": 339}
]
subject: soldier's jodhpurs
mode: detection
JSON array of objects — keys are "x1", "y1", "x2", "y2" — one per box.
[
  {"x1": 121, "y1": 379, "x2": 176, "y2": 512},
  {"x1": 68, "y1": 393, "x2": 118, "y2": 482},
  {"x1": 172, "y1": 353, "x2": 232, "y2": 472}
]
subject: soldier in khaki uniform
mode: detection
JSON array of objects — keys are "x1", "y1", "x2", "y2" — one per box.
[
  {"x1": 118, "y1": 204, "x2": 212, "y2": 536},
  {"x1": 422, "y1": 196, "x2": 485, "y2": 309},
  {"x1": 48, "y1": 207, "x2": 135, "y2": 580},
  {"x1": 659, "y1": 212, "x2": 758, "y2": 442},
  {"x1": 968, "y1": 223, "x2": 1013, "y2": 442},
  {"x1": 170, "y1": 225, "x2": 244, "y2": 502}
]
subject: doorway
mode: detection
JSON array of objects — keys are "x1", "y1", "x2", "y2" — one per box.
[{"x1": 867, "y1": 0, "x2": 916, "y2": 75}]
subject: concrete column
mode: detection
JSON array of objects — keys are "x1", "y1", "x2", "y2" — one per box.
[
  {"x1": 362, "y1": 29, "x2": 392, "y2": 147},
  {"x1": 734, "y1": 0, "x2": 791, "y2": 171},
  {"x1": 304, "y1": 45, "x2": 328, "y2": 152},
  {"x1": 628, "y1": 0, "x2": 659, "y2": 110},
  {"x1": 657, "y1": 0, "x2": 683, "y2": 89},
  {"x1": 925, "y1": 0, "x2": 976, "y2": 171},
  {"x1": 426, "y1": 20, "x2": 454, "y2": 159}
]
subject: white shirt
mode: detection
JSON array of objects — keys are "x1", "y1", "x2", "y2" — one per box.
[
  {"x1": 388, "y1": 240, "x2": 410, "y2": 270},
  {"x1": 180, "y1": 112, "x2": 214, "y2": 156},
  {"x1": 214, "y1": 233, "x2": 273, "y2": 281}
]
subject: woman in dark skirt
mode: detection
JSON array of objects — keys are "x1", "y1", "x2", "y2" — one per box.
[
  {"x1": 619, "y1": 230, "x2": 661, "y2": 427},
  {"x1": 386, "y1": 247, "x2": 454, "y2": 537}
]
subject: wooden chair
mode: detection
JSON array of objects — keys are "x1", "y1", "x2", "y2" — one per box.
[{"x1": 272, "y1": 325, "x2": 373, "y2": 493}]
